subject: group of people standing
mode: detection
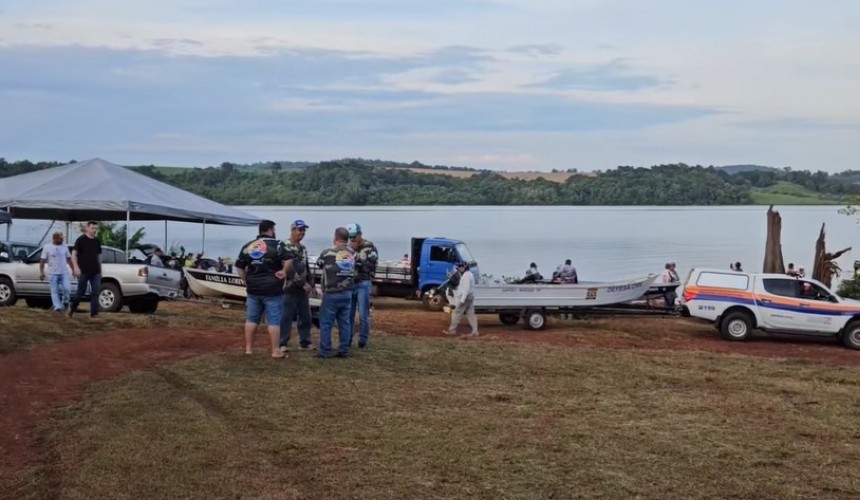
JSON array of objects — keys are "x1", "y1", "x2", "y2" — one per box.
[
  {"x1": 235, "y1": 219, "x2": 378, "y2": 359},
  {"x1": 38, "y1": 221, "x2": 103, "y2": 318}
]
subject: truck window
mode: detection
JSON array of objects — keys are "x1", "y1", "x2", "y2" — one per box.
[
  {"x1": 429, "y1": 245, "x2": 455, "y2": 262},
  {"x1": 455, "y1": 243, "x2": 474, "y2": 263},
  {"x1": 696, "y1": 272, "x2": 748, "y2": 290},
  {"x1": 762, "y1": 278, "x2": 798, "y2": 298},
  {"x1": 798, "y1": 280, "x2": 835, "y2": 302}
]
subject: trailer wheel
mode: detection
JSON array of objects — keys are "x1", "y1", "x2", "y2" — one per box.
[
  {"x1": 499, "y1": 313, "x2": 519, "y2": 325},
  {"x1": 524, "y1": 310, "x2": 546, "y2": 330}
]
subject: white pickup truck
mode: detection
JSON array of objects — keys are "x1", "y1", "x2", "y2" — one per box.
[
  {"x1": 0, "y1": 245, "x2": 182, "y2": 314},
  {"x1": 681, "y1": 268, "x2": 860, "y2": 349}
]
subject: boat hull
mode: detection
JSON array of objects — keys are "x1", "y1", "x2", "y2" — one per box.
[
  {"x1": 472, "y1": 275, "x2": 658, "y2": 309},
  {"x1": 184, "y1": 268, "x2": 247, "y2": 301}
]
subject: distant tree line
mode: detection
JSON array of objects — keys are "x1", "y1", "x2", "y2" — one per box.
[{"x1": 2, "y1": 157, "x2": 859, "y2": 205}]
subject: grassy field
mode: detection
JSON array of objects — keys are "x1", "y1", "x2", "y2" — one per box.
[
  {"x1": 10, "y1": 336, "x2": 860, "y2": 499},
  {"x1": 750, "y1": 181, "x2": 845, "y2": 205}
]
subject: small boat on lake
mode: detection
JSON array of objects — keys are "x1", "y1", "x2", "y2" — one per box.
[{"x1": 471, "y1": 274, "x2": 659, "y2": 309}]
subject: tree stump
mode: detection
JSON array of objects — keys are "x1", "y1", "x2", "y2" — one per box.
[
  {"x1": 812, "y1": 223, "x2": 851, "y2": 288},
  {"x1": 762, "y1": 206, "x2": 786, "y2": 274}
]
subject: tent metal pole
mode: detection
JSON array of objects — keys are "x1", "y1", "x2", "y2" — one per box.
[
  {"x1": 164, "y1": 221, "x2": 168, "y2": 252},
  {"x1": 37, "y1": 221, "x2": 56, "y2": 246},
  {"x1": 202, "y1": 219, "x2": 206, "y2": 254},
  {"x1": 126, "y1": 209, "x2": 131, "y2": 257},
  {"x1": 4, "y1": 207, "x2": 9, "y2": 240},
  {"x1": 65, "y1": 222, "x2": 70, "y2": 242}
]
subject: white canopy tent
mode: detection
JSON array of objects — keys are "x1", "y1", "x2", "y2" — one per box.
[
  {"x1": 0, "y1": 210, "x2": 10, "y2": 224},
  {"x1": 0, "y1": 158, "x2": 261, "y2": 253}
]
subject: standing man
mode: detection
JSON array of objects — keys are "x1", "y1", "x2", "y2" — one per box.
[
  {"x1": 235, "y1": 219, "x2": 289, "y2": 359},
  {"x1": 347, "y1": 222, "x2": 378, "y2": 349},
  {"x1": 659, "y1": 261, "x2": 680, "y2": 309},
  {"x1": 68, "y1": 221, "x2": 102, "y2": 318},
  {"x1": 446, "y1": 261, "x2": 478, "y2": 337},
  {"x1": 280, "y1": 219, "x2": 315, "y2": 352},
  {"x1": 316, "y1": 227, "x2": 355, "y2": 358},
  {"x1": 40, "y1": 231, "x2": 72, "y2": 313}
]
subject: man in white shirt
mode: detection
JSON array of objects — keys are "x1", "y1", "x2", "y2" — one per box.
[
  {"x1": 39, "y1": 231, "x2": 72, "y2": 312},
  {"x1": 445, "y1": 261, "x2": 478, "y2": 337}
]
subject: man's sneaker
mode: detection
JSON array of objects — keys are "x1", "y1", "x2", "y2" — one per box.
[
  {"x1": 443, "y1": 330, "x2": 458, "y2": 335},
  {"x1": 335, "y1": 352, "x2": 349, "y2": 358},
  {"x1": 299, "y1": 344, "x2": 315, "y2": 351},
  {"x1": 279, "y1": 346, "x2": 289, "y2": 353},
  {"x1": 358, "y1": 342, "x2": 367, "y2": 349}
]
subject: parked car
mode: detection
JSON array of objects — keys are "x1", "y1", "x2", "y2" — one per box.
[
  {"x1": 681, "y1": 267, "x2": 860, "y2": 349},
  {"x1": 0, "y1": 240, "x2": 42, "y2": 262},
  {"x1": 0, "y1": 245, "x2": 182, "y2": 313}
]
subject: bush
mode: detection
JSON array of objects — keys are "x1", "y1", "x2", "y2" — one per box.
[{"x1": 836, "y1": 278, "x2": 860, "y2": 300}]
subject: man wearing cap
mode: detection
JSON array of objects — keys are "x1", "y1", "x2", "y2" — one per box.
[
  {"x1": 316, "y1": 227, "x2": 356, "y2": 358},
  {"x1": 347, "y1": 222, "x2": 378, "y2": 349},
  {"x1": 280, "y1": 219, "x2": 315, "y2": 352},
  {"x1": 446, "y1": 261, "x2": 478, "y2": 337}
]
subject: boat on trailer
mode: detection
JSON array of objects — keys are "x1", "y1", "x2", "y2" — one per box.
[
  {"x1": 183, "y1": 268, "x2": 321, "y2": 322},
  {"x1": 444, "y1": 274, "x2": 660, "y2": 330},
  {"x1": 183, "y1": 267, "x2": 247, "y2": 302}
]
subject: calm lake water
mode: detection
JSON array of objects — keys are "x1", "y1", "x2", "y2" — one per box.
[{"x1": 7, "y1": 206, "x2": 860, "y2": 284}]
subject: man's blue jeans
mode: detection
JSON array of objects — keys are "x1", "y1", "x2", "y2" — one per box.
[
  {"x1": 280, "y1": 290, "x2": 312, "y2": 349},
  {"x1": 49, "y1": 273, "x2": 71, "y2": 311},
  {"x1": 70, "y1": 273, "x2": 101, "y2": 316},
  {"x1": 350, "y1": 280, "x2": 372, "y2": 346},
  {"x1": 318, "y1": 291, "x2": 353, "y2": 357}
]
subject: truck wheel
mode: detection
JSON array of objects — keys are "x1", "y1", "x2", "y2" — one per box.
[
  {"x1": 25, "y1": 298, "x2": 52, "y2": 309},
  {"x1": 98, "y1": 283, "x2": 123, "y2": 313},
  {"x1": 422, "y1": 291, "x2": 447, "y2": 312},
  {"x1": 720, "y1": 311, "x2": 752, "y2": 341},
  {"x1": 841, "y1": 321, "x2": 860, "y2": 350},
  {"x1": 499, "y1": 313, "x2": 520, "y2": 325},
  {"x1": 0, "y1": 277, "x2": 17, "y2": 307},
  {"x1": 524, "y1": 310, "x2": 546, "y2": 330}
]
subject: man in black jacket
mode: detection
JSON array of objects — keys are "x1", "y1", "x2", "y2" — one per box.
[{"x1": 235, "y1": 219, "x2": 290, "y2": 358}]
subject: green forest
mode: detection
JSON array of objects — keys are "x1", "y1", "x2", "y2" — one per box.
[{"x1": 1, "y1": 157, "x2": 858, "y2": 206}]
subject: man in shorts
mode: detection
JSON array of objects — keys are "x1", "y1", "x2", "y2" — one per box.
[{"x1": 235, "y1": 219, "x2": 290, "y2": 358}]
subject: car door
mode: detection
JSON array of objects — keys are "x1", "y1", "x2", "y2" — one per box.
[
  {"x1": 423, "y1": 244, "x2": 456, "y2": 287},
  {"x1": 758, "y1": 278, "x2": 804, "y2": 330},
  {"x1": 793, "y1": 280, "x2": 842, "y2": 333},
  {"x1": 15, "y1": 249, "x2": 46, "y2": 295}
]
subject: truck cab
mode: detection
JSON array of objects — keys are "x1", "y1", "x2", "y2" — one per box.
[
  {"x1": 411, "y1": 237, "x2": 478, "y2": 294},
  {"x1": 682, "y1": 268, "x2": 860, "y2": 349}
]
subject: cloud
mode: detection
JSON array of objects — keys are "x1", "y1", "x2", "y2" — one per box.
[
  {"x1": 507, "y1": 44, "x2": 564, "y2": 57},
  {"x1": 525, "y1": 59, "x2": 669, "y2": 92}
]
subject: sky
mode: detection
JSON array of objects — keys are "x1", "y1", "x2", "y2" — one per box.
[{"x1": 1, "y1": 0, "x2": 858, "y2": 172}]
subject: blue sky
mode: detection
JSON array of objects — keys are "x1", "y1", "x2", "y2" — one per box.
[{"x1": 1, "y1": 0, "x2": 858, "y2": 171}]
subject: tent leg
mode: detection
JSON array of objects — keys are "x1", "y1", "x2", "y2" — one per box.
[
  {"x1": 126, "y1": 210, "x2": 131, "y2": 257},
  {"x1": 202, "y1": 219, "x2": 206, "y2": 254},
  {"x1": 4, "y1": 207, "x2": 9, "y2": 240},
  {"x1": 65, "y1": 222, "x2": 70, "y2": 242},
  {"x1": 164, "y1": 221, "x2": 168, "y2": 252}
]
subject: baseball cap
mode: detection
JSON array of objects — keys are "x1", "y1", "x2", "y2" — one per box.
[
  {"x1": 291, "y1": 219, "x2": 309, "y2": 229},
  {"x1": 346, "y1": 222, "x2": 362, "y2": 237}
]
